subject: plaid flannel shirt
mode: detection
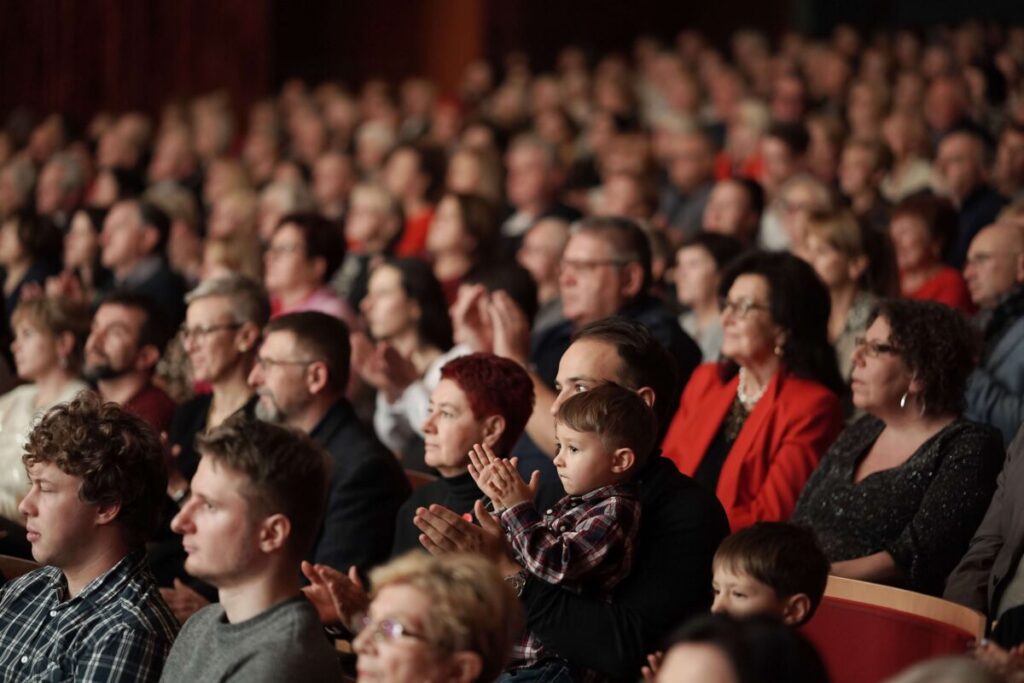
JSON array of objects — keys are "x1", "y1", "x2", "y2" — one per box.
[
  {"x1": 0, "y1": 551, "x2": 179, "y2": 682},
  {"x1": 500, "y1": 483, "x2": 641, "y2": 669}
]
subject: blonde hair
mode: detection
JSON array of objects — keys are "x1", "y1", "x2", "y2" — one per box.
[
  {"x1": 11, "y1": 297, "x2": 91, "y2": 372},
  {"x1": 370, "y1": 552, "x2": 521, "y2": 682},
  {"x1": 806, "y1": 209, "x2": 865, "y2": 260}
]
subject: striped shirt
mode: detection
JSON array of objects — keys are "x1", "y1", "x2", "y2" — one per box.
[
  {"x1": 0, "y1": 552, "x2": 179, "y2": 682},
  {"x1": 500, "y1": 483, "x2": 641, "y2": 669}
]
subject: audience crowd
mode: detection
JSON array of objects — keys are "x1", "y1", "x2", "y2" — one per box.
[{"x1": 4, "y1": 17, "x2": 1024, "y2": 682}]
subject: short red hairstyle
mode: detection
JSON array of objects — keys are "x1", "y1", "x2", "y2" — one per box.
[{"x1": 439, "y1": 353, "x2": 535, "y2": 456}]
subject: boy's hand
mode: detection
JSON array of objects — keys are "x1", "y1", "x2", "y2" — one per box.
[
  {"x1": 488, "y1": 459, "x2": 539, "y2": 508},
  {"x1": 640, "y1": 651, "x2": 663, "y2": 682}
]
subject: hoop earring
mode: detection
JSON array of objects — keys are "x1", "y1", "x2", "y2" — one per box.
[
  {"x1": 899, "y1": 392, "x2": 908, "y2": 409},
  {"x1": 774, "y1": 344, "x2": 784, "y2": 357}
]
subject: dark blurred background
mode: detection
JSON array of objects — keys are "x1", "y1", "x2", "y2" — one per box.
[{"x1": 3, "y1": 0, "x2": 1024, "y2": 122}]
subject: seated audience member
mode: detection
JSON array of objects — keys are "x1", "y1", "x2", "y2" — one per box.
[
  {"x1": 653, "y1": 614, "x2": 829, "y2": 683},
  {"x1": 35, "y1": 152, "x2": 85, "y2": 233},
  {"x1": 88, "y1": 167, "x2": 146, "y2": 210},
  {"x1": 758, "y1": 123, "x2": 811, "y2": 252},
  {"x1": 994, "y1": 122, "x2": 1024, "y2": 203},
  {"x1": 447, "y1": 144, "x2": 504, "y2": 203},
  {"x1": 49, "y1": 206, "x2": 112, "y2": 307},
  {"x1": 673, "y1": 232, "x2": 746, "y2": 361},
  {"x1": 947, "y1": 423, "x2": 1024, "y2": 623},
  {"x1": 161, "y1": 417, "x2": 341, "y2": 682},
  {"x1": 702, "y1": 178, "x2": 764, "y2": 247},
  {"x1": 469, "y1": 383, "x2": 653, "y2": 681},
  {"x1": 389, "y1": 352, "x2": 535, "y2": 555},
  {"x1": 804, "y1": 209, "x2": 898, "y2": 383},
  {"x1": 350, "y1": 552, "x2": 521, "y2": 683},
  {"x1": 426, "y1": 192, "x2": 502, "y2": 305},
  {"x1": 792, "y1": 299, "x2": 1003, "y2": 596},
  {"x1": 710, "y1": 522, "x2": 829, "y2": 626},
  {"x1": 333, "y1": 183, "x2": 404, "y2": 309},
  {"x1": 408, "y1": 319, "x2": 729, "y2": 679},
  {"x1": 662, "y1": 251, "x2": 844, "y2": 529},
  {"x1": 311, "y1": 150, "x2": 356, "y2": 223},
  {"x1": 839, "y1": 137, "x2": 893, "y2": 236},
  {"x1": 84, "y1": 290, "x2": 177, "y2": 434},
  {"x1": 0, "y1": 298, "x2": 89, "y2": 527},
  {"x1": 383, "y1": 143, "x2": 446, "y2": 257},
  {"x1": 963, "y1": 222, "x2": 1024, "y2": 444},
  {"x1": 256, "y1": 179, "x2": 316, "y2": 244},
  {"x1": 264, "y1": 211, "x2": 355, "y2": 325},
  {"x1": 0, "y1": 209, "x2": 62, "y2": 330},
  {"x1": 516, "y1": 217, "x2": 570, "y2": 333},
  {"x1": 880, "y1": 111, "x2": 934, "y2": 203},
  {"x1": 145, "y1": 181, "x2": 204, "y2": 287},
  {"x1": 522, "y1": 216, "x2": 701, "y2": 457},
  {"x1": 0, "y1": 394, "x2": 177, "y2": 680},
  {"x1": 769, "y1": 173, "x2": 834, "y2": 259},
  {"x1": 934, "y1": 128, "x2": 1008, "y2": 268},
  {"x1": 355, "y1": 258, "x2": 454, "y2": 465},
  {"x1": 248, "y1": 311, "x2": 410, "y2": 573},
  {"x1": 100, "y1": 199, "x2": 188, "y2": 325},
  {"x1": 889, "y1": 193, "x2": 974, "y2": 314},
  {"x1": 658, "y1": 130, "x2": 717, "y2": 242}
]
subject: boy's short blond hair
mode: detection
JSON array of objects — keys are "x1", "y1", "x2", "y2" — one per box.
[{"x1": 713, "y1": 522, "x2": 830, "y2": 625}]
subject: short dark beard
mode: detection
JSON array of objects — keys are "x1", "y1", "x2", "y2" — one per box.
[{"x1": 82, "y1": 362, "x2": 130, "y2": 383}]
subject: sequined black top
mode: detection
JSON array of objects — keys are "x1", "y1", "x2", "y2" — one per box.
[{"x1": 791, "y1": 415, "x2": 1004, "y2": 596}]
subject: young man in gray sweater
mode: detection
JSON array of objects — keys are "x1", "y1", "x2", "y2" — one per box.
[{"x1": 160, "y1": 416, "x2": 341, "y2": 682}]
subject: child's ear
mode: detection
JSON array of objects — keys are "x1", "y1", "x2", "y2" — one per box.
[
  {"x1": 780, "y1": 593, "x2": 812, "y2": 626},
  {"x1": 447, "y1": 651, "x2": 483, "y2": 683},
  {"x1": 610, "y1": 447, "x2": 636, "y2": 474}
]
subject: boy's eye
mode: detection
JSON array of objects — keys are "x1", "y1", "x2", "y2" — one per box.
[{"x1": 732, "y1": 591, "x2": 747, "y2": 599}]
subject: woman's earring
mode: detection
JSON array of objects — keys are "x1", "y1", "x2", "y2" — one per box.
[
  {"x1": 899, "y1": 392, "x2": 908, "y2": 409},
  {"x1": 774, "y1": 344, "x2": 784, "y2": 357}
]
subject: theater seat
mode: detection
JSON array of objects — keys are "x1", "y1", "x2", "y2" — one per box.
[
  {"x1": 0, "y1": 554, "x2": 40, "y2": 581},
  {"x1": 404, "y1": 469, "x2": 437, "y2": 490},
  {"x1": 801, "y1": 575, "x2": 984, "y2": 683}
]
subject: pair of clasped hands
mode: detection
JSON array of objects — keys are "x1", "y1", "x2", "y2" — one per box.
[{"x1": 301, "y1": 443, "x2": 539, "y2": 630}]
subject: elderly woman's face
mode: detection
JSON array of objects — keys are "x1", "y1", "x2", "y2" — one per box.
[
  {"x1": 720, "y1": 274, "x2": 784, "y2": 368},
  {"x1": 422, "y1": 379, "x2": 490, "y2": 477},
  {"x1": 889, "y1": 215, "x2": 937, "y2": 273},
  {"x1": 355, "y1": 584, "x2": 453, "y2": 683},
  {"x1": 182, "y1": 295, "x2": 246, "y2": 384},
  {"x1": 850, "y1": 316, "x2": 913, "y2": 414}
]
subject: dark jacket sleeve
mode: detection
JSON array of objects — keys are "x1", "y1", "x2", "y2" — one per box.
[{"x1": 519, "y1": 465, "x2": 728, "y2": 679}]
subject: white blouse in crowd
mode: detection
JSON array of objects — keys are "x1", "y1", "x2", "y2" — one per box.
[
  {"x1": 0, "y1": 379, "x2": 90, "y2": 524},
  {"x1": 373, "y1": 344, "x2": 471, "y2": 456}
]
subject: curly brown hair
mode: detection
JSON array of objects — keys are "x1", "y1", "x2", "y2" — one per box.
[
  {"x1": 22, "y1": 392, "x2": 167, "y2": 547},
  {"x1": 869, "y1": 299, "x2": 978, "y2": 417}
]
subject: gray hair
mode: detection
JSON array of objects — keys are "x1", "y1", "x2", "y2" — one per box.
[
  {"x1": 46, "y1": 152, "x2": 86, "y2": 194},
  {"x1": 185, "y1": 274, "x2": 271, "y2": 328}
]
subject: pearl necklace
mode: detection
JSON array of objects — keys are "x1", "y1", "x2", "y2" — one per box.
[{"x1": 737, "y1": 367, "x2": 767, "y2": 410}]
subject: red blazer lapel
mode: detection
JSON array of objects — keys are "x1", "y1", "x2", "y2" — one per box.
[{"x1": 716, "y1": 370, "x2": 784, "y2": 503}]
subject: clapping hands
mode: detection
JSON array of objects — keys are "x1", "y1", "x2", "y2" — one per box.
[{"x1": 467, "y1": 443, "x2": 539, "y2": 510}]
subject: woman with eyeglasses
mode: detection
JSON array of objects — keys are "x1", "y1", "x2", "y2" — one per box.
[
  {"x1": 352, "y1": 551, "x2": 521, "y2": 683},
  {"x1": 158, "y1": 275, "x2": 269, "y2": 620},
  {"x1": 791, "y1": 299, "x2": 1003, "y2": 596},
  {"x1": 662, "y1": 251, "x2": 844, "y2": 531}
]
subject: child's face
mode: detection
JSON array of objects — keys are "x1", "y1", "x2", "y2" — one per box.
[
  {"x1": 711, "y1": 564, "x2": 791, "y2": 622},
  {"x1": 553, "y1": 423, "x2": 625, "y2": 496}
]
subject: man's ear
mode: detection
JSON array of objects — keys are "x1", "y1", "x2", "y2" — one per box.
[
  {"x1": 305, "y1": 360, "x2": 331, "y2": 396},
  {"x1": 134, "y1": 344, "x2": 161, "y2": 373},
  {"x1": 635, "y1": 386, "x2": 655, "y2": 410},
  {"x1": 847, "y1": 254, "x2": 869, "y2": 283},
  {"x1": 481, "y1": 415, "x2": 506, "y2": 449},
  {"x1": 140, "y1": 225, "x2": 161, "y2": 256},
  {"x1": 619, "y1": 261, "x2": 645, "y2": 299},
  {"x1": 781, "y1": 593, "x2": 812, "y2": 626},
  {"x1": 94, "y1": 500, "x2": 122, "y2": 527},
  {"x1": 610, "y1": 447, "x2": 636, "y2": 474},
  {"x1": 447, "y1": 651, "x2": 484, "y2": 683},
  {"x1": 258, "y1": 513, "x2": 291, "y2": 554}
]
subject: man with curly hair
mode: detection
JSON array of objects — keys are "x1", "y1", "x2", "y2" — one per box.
[{"x1": 0, "y1": 393, "x2": 178, "y2": 681}]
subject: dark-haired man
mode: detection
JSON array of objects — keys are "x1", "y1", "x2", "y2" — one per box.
[
  {"x1": 101, "y1": 198, "x2": 187, "y2": 324},
  {"x1": 160, "y1": 417, "x2": 341, "y2": 682},
  {"x1": 248, "y1": 311, "x2": 409, "y2": 574},
  {"x1": 84, "y1": 290, "x2": 177, "y2": 435},
  {"x1": 0, "y1": 394, "x2": 178, "y2": 681}
]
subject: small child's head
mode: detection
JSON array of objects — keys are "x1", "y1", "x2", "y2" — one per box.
[
  {"x1": 553, "y1": 383, "x2": 657, "y2": 496},
  {"x1": 711, "y1": 522, "x2": 829, "y2": 627}
]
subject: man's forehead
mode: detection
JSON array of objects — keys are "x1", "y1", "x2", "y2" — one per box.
[
  {"x1": 96, "y1": 303, "x2": 144, "y2": 328},
  {"x1": 558, "y1": 339, "x2": 622, "y2": 381},
  {"x1": 27, "y1": 461, "x2": 76, "y2": 483}
]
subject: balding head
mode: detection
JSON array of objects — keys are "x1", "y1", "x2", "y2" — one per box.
[{"x1": 964, "y1": 222, "x2": 1024, "y2": 309}]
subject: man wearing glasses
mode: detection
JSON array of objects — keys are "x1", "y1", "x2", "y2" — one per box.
[
  {"x1": 248, "y1": 311, "x2": 410, "y2": 576},
  {"x1": 160, "y1": 416, "x2": 341, "y2": 682}
]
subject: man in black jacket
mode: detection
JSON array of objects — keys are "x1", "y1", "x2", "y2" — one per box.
[
  {"x1": 416, "y1": 318, "x2": 728, "y2": 681},
  {"x1": 248, "y1": 311, "x2": 410, "y2": 575}
]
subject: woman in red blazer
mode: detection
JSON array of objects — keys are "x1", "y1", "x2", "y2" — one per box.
[{"x1": 663, "y1": 251, "x2": 844, "y2": 531}]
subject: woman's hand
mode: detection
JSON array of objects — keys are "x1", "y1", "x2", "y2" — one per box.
[
  {"x1": 300, "y1": 561, "x2": 368, "y2": 632},
  {"x1": 451, "y1": 284, "x2": 493, "y2": 353}
]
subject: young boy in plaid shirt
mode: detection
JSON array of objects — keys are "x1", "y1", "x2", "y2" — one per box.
[{"x1": 469, "y1": 383, "x2": 656, "y2": 682}]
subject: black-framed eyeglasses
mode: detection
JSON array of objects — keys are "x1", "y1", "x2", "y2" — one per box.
[
  {"x1": 853, "y1": 336, "x2": 901, "y2": 358},
  {"x1": 354, "y1": 615, "x2": 429, "y2": 644},
  {"x1": 254, "y1": 356, "x2": 315, "y2": 371},
  {"x1": 179, "y1": 323, "x2": 242, "y2": 342},
  {"x1": 720, "y1": 297, "x2": 771, "y2": 318}
]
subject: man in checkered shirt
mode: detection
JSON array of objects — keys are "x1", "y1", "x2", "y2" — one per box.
[{"x1": 0, "y1": 393, "x2": 178, "y2": 682}]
